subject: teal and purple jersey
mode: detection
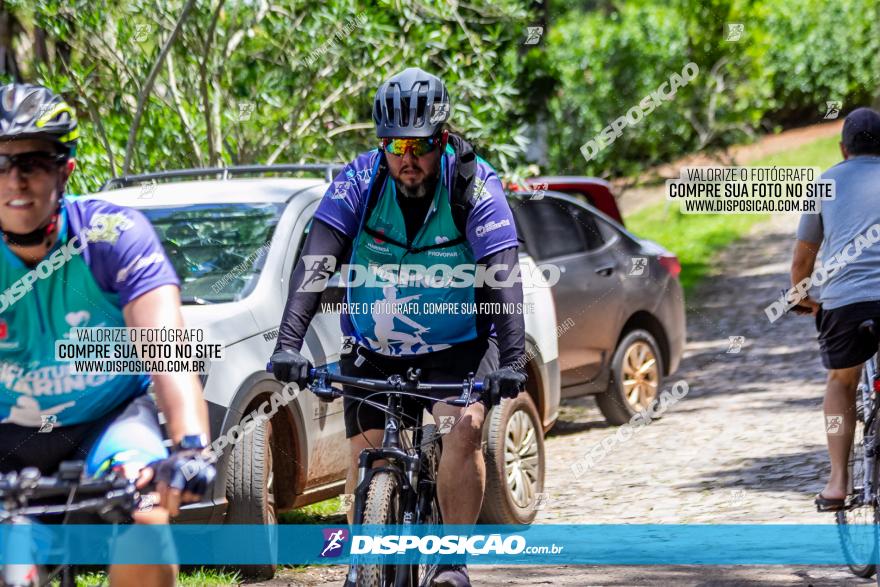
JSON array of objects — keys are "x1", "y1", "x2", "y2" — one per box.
[
  {"x1": 0, "y1": 198, "x2": 180, "y2": 427},
  {"x1": 314, "y1": 145, "x2": 519, "y2": 356},
  {"x1": 315, "y1": 146, "x2": 518, "y2": 260}
]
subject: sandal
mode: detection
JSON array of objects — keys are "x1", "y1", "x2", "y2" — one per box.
[{"x1": 815, "y1": 492, "x2": 846, "y2": 512}]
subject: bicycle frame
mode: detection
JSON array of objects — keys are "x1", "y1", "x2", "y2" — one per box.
[{"x1": 351, "y1": 392, "x2": 430, "y2": 527}]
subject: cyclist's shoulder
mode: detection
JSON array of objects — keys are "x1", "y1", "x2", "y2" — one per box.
[
  {"x1": 823, "y1": 156, "x2": 880, "y2": 178},
  {"x1": 344, "y1": 149, "x2": 381, "y2": 176},
  {"x1": 64, "y1": 197, "x2": 178, "y2": 299},
  {"x1": 64, "y1": 197, "x2": 153, "y2": 246}
]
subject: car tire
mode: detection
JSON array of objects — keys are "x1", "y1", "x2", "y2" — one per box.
[
  {"x1": 224, "y1": 408, "x2": 277, "y2": 580},
  {"x1": 596, "y1": 329, "x2": 664, "y2": 426},
  {"x1": 479, "y1": 393, "x2": 545, "y2": 524}
]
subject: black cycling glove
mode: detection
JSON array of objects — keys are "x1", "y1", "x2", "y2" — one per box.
[
  {"x1": 483, "y1": 367, "x2": 527, "y2": 405},
  {"x1": 152, "y1": 450, "x2": 216, "y2": 497},
  {"x1": 270, "y1": 348, "x2": 312, "y2": 387}
]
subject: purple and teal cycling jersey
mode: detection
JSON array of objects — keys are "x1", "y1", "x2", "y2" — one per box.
[
  {"x1": 0, "y1": 197, "x2": 179, "y2": 428},
  {"x1": 314, "y1": 145, "x2": 519, "y2": 355}
]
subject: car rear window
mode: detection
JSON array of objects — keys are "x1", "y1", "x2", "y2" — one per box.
[{"x1": 141, "y1": 203, "x2": 285, "y2": 304}]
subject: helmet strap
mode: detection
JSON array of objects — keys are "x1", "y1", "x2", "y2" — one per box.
[{"x1": 1, "y1": 198, "x2": 63, "y2": 248}]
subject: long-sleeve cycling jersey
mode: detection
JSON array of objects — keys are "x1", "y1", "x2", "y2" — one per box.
[{"x1": 274, "y1": 219, "x2": 525, "y2": 368}]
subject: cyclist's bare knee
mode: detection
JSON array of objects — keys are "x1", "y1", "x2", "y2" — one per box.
[
  {"x1": 827, "y1": 366, "x2": 862, "y2": 388},
  {"x1": 436, "y1": 405, "x2": 484, "y2": 453}
]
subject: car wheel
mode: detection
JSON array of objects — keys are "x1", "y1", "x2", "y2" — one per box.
[
  {"x1": 479, "y1": 393, "x2": 545, "y2": 524},
  {"x1": 596, "y1": 329, "x2": 664, "y2": 426},
  {"x1": 225, "y1": 407, "x2": 277, "y2": 580}
]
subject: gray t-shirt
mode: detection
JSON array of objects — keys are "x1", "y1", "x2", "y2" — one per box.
[{"x1": 797, "y1": 155, "x2": 880, "y2": 309}]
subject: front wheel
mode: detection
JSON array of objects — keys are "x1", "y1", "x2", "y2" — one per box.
[{"x1": 357, "y1": 472, "x2": 411, "y2": 587}]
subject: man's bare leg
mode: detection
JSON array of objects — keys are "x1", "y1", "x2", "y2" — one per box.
[
  {"x1": 432, "y1": 401, "x2": 487, "y2": 524},
  {"x1": 108, "y1": 507, "x2": 177, "y2": 587},
  {"x1": 822, "y1": 365, "x2": 861, "y2": 500}
]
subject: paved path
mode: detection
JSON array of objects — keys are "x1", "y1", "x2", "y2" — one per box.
[{"x1": 258, "y1": 212, "x2": 872, "y2": 585}]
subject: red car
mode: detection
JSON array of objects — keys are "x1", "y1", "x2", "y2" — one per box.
[{"x1": 509, "y1": 176, "x2": 625, "y2": 226}]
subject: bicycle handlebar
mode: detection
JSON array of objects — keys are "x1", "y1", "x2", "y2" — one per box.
[
  {"x1": 266, "y1": 362, "x2": 490, "y2": 407},
  {"x1": 0, "y1": 465, "x2": 146, "y2": 521}
]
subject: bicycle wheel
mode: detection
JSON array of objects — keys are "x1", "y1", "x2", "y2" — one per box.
[
  {"x1": 358, "y1": 471, "x2": 406, "y2": 587},
  {"x1": 837, "y1": 372, "x2": 877, "y2": 578},
  {"x1": 416, "y1": 425, "x2": 442, "y2": 586}
]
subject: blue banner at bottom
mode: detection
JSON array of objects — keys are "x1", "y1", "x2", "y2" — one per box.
[{"x1": 0, "y1": 524, "x2": 876, "y2": 565}]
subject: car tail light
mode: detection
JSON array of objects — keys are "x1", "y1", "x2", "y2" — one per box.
[
  {"x1": 658, "y1": 254, "x2": 681, "y2": 278},
  {"x1": 873, "y1": 378, "x2": 880, "y2": 394}
]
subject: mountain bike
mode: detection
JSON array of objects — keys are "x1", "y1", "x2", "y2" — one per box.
[
  {"x1": 779, "y1": 290, "x2": 880, "y2": 579},
  {"x1": 836, "y1": 319, "x2": 880, "y2": 581},
  {"x1": 0, "y1": 459, "x2": 157, "y2": 587},
  {"x1": 268, "y1": 363, "x2": 493, "y2": 587}
]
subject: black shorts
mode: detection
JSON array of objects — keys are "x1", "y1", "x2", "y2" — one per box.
[
  {"x1": 816, "y1": 300, "x2": 880, "y2": 369},
  {"x1": 0, "y1": 393, "x2": 167, "y2": 477},
  {"x1": 341, "y1": 337, "x2": 499, "y2": 438}
]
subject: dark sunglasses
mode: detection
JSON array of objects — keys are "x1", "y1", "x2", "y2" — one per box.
[{"x1": 0, "y1": 151, "x2": 68, "y2": 176}]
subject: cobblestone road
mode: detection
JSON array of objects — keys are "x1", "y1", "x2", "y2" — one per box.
[{"x1": 265, "y1": 212, "x2": 871, "y2": 585}]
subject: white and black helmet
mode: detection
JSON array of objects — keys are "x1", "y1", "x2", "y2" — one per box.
[
  {"x1": 0, "y1": 83, "x2": 79, "y2": 155},
  {"x1": 373, "y1": 68, "x2": 450, "y2": 138}
]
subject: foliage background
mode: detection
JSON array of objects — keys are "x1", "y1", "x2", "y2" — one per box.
[{"x1": 1, "y1": 0, "x2": 877, "y2": 192}]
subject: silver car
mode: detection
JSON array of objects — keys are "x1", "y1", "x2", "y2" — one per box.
[{"x1": 86, "y1": 166, "x2": 561, "y2": 576}]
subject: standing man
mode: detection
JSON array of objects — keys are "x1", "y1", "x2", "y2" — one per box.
[
  {"x1": 789, "y1": 107, "x2": 880, "y2": 511},
  {"x1": 271, "y1": 68, "x2": 526, "y2": 586}
]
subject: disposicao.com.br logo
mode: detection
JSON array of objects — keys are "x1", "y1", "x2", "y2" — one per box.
[{"x1": 349, "y1": 533, "x2": 563, "y2": 556}]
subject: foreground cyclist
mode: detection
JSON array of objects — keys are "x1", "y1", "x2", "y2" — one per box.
[
  {"x1": 0, "y1": 83, "x2": 215, "y2": 585},
  {"x1": 789, "y1": 107, "x2": 880, "y2": 511},
  {"x1": 271, "y1": 68, "x2": 526, "y2": 586}
]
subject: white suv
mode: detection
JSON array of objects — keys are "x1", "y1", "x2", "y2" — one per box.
[{"x1": 86, "y1": 166, "x2": 560, "y2": 575}]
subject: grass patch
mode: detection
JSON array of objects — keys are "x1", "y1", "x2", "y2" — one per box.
[
  {"x1": 625, "y1": 206, "x2": 765, "y2": 293},
  {"x1": 66, "y1": 567, "x2": 241, "y2": 586},
  {"x1": 625, "y1": 134, "x2": 842, "y2": 294},
  {"x1": 278, "y1": 496, "x2": 345, "y2": 524}
]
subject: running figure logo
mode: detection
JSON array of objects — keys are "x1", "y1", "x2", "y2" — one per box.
[
  {"x1": 320, "y1": 528, "x2": 349, "y2": 558},
  {"x1": 297, "y1": 255, "x2": 337, "y2": 293},
  {"x1": 364, "y1": 286, "x2": 451, "y2": 355}
]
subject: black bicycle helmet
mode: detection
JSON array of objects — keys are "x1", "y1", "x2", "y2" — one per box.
[
  {"x1": 0, "y1": 84, "x2": 78, "y2": 247},
  {"x1": 0, "y1": 83, "x2": 79, "y2": 156},
  {"x1": 373, "y1": 68, "x2": 450, "y2": 138}
]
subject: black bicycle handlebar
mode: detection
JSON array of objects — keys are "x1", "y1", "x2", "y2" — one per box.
[
  {"x1": 266, "y1": 363, "x2": 491, "y2": 407},
  {"x1": 0, "y1": 462, "x2": 153, "y2": 521}
]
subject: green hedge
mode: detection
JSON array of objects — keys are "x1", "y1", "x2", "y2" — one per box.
[{"x1": 542, "y1": 0, "x2": 880, "y2": 177}]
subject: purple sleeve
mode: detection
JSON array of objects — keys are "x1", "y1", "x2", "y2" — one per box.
[
  {"x1": 314, "y1": 150, "x2": 379, "y2": 239},
  {"x1": 81, "y1": 201, "x2": 180, "y2": 306},
  {"x1": 466, "y1": 162, "x2": 519, "y2": 259}
]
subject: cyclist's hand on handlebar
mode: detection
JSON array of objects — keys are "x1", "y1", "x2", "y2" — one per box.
[
  {"x1": 144, "y1": 450, "x2": 216, "y2": 516},
  {"x1": 794, "y1": 297, "x2": 820, "y2": 316},
  {"x1": 484, "y1": 367, "x2": 526, "y2": 404},
  {"x1": 270, "y1": 348, "x2": 312, "y2": 387}
]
